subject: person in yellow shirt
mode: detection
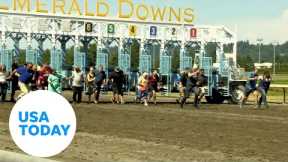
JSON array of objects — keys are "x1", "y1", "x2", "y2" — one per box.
[{"x1": 137, "y1": 72, "x2": 149, "y2": 106}]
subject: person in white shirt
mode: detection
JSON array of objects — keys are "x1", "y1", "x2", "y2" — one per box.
[
  {"x1": 0, "y1": 64, "x2": 9, "y2": 102},
  {"x1": 70, "y1": 67, "x2": 84, "y2": 103}
]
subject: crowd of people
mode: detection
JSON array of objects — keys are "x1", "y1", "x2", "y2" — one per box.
[{"x1": 0, "y1": 62, "x2": 272, "y2": 109}]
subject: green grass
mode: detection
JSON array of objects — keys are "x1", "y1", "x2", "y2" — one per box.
[{"x1": 272, "y1": 74, "x2": 288, "y2": 84}]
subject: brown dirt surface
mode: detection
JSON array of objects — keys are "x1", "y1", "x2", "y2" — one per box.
[{"x1": 0, "y1": 101, "x2": 288, "y2": 162}]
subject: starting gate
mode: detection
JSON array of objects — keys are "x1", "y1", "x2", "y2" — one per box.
[
  {"x1": 139, "y1": 48, "x2": 151, "y2": 73},
  {"x1": 74, "y1": 47, "x2": 87, "y2": 73},
  {"x1": 180, "y1": 49, "x2": 193, "y2": 71},
  {"x1": 50, "y1": 48, "x2": 63, "y2": 72},
  {"x1": 26, "y1": 48, "x2": 42, "y2": 65},
  {"x1": 160, "y1": 54, "x2": 172, "y2": 95},
  {"x1": 0, "y1": 49, "x2": 13, "y2": 71},
  {"x1": 199, "y1": 56, "x2": 213, "y2": 96},
  {"x1": 119, "y1": 49, "x2": 131, "y2": 74},
  {"x1": 96, "y1": 48, "x2": 109, "y2": 74}
]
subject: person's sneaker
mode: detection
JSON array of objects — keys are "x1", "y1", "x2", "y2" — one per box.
[
  {"x1": 176, "y1": 98, "x2": 179, "y2": 103},
  {"x1": 144, "y1": 102, "x2": 148, "y2": 107},
  {"x1": 180, "y1": 100, "x2": 184, "y2": 109},
  {"x1": 94, "y1": 100, "x2": 99, "y2": 104},
  {"x1": 255, "y1": 105, "x2": 260, "y2": 109}
]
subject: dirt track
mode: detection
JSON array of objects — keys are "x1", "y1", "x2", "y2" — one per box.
[{"x1": 1, "y1": 102, "x2": 288, "y2": 162}]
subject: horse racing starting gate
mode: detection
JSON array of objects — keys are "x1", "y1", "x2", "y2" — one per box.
[{"x1": 0, "y1": 10, "x2": 238, "y2": 99}]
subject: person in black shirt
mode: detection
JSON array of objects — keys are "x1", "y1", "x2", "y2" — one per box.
[
  {"x1": 257, "y1": 71, "x2": 271, "y2": 108},
  {"x1": 94, "y1": 65, "x2": 106, "y2": 104},
  {"x1": 176, "y1": 68, "x2": 188, "y2": 103},
  {"x1": 180, "y1": 68, "x2": 200, "y2": 109},
  {"x1": 196, "y1": 69, "x2": 208, "y2": 105},
  {"x1": 10, "y1": 63, "x2": 19, "y2": 102},
  {"x1": 109, "y1": 67, "x2": 125, "y2": 104}
]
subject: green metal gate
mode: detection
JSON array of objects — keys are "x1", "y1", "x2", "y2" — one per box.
[
  {"x1": 50, "y1": 48, "x2": 63, "y2": 72},
  {"x1": 96, "y1": 49, "x2": 108, "y2": 74},
  {"x1": 74, "y1": 47, "x2": 87, "y2": 72}
]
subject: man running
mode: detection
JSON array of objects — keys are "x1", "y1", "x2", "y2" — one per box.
[
  {"x1": 110, "y1": 67, "x2": 125, "y2": 104},
  {"x1": 180, "y1": 68, "x2": 200, "y2": 109},
  {"x1": 196, "y1": 69, "x2": 208, "y2": 105},
  {"x1": 94, "y1": 65, "x2": 106, "y2": 104},
  {"x1": 148, "y1": 70, "x2": 160, "y2": 105},
  {"x1": 240, "y1": 68, "x2": 258, "y2": 108}
]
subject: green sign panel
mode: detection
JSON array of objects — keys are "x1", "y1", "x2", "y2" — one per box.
[{"x1": 107, "y1": 24, "x2": 115, "y2": 34}]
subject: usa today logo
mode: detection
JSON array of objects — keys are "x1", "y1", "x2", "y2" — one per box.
[{"x1": 9, "y1": 90, "x2": 77, "y2": 157}]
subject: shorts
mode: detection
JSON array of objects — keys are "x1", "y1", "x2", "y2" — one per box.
[
  {"x1": 112, "y1": 85, "x2": 123, "y2": 96},
  {"x1": 149, "y1": 84, "x2": 158, "y2": 92},
  {"x1": 86, "y1": 84, "x2": 94, "y2": 95}
]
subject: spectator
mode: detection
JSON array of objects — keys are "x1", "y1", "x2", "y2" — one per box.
[
  {"x1": 86, "y1": 66, "x2": 96, "y2": 104},
  {"x1": 0, "y1": 64, "x2": 9, "y2": 102},
  {"x1": 70, "y1": 67, "x2": 84, "y2": 103}
]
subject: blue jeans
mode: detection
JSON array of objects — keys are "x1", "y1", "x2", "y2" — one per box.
[{"x1": 257, "y1": 87, "x2": 267, "y2": 106}]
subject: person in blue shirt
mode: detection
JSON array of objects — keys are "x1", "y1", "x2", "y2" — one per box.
[
  {"x1": 240, "y1": 68, "x2": 259, "y2": 108},
  {"x1": 12, "y1": 63, "x2": 34, "y2": 100},
  {"x1": 257, "y1": 71, "x2": 271, "y2": 108}
]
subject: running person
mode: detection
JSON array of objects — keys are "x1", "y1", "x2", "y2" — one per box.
[
  {"x1": 109, "y1": 67, "x2": 125, "y2": 104},
  {"x1": 94, "y1": 65, "x2": 106, "y2": 104},
  {"x1": 176, "y1": 69, "x2": 189, "y2": 104},
  {"x1": 180, "y1": 68, "x2": 200, "y2": 109},
  {"x1": 137, "y1": 72, "x2": 149, "y2": 107},
  {"x1": 256, "y1": 71, "x2": 271, "y2": 108},
  {"x1": 240, "y1": 68, "x2": 258, "y2": 108},
  {"x1": 148, "y1": 70, "x2": 160, "y2": 105},
  {"x1": 196, "y1": 69, "x2": 208, "y2": 105}
]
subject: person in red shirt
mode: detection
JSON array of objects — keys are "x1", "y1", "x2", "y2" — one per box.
[{"x1": 148, "y1": 70, "x2": 160, "y2": 104}]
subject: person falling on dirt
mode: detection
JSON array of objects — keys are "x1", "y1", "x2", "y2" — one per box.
[
  {"x1": 179, "y1": 68, "x2": 200, "y2": 109},
  {"x1": 176, "y1": 68, "x2": 189, "y2": 104},
  {"x1": 148, "y1": 70, "x2": 160, "y2": 105},
  {"x1": 94, "y1": 65, "x2": 107, "y2": 104},
  {"x1": 86, "y1": 66, "x2": 96, "y2": 104},
  {"x1": 196, "y1": 69, "x2": 208, "y2": 105},
  {"x1": 137, "y1": 72, "x2": 149, "y2": 107},
  {"x1": 240, "y1": 67, "x2": 259, "y2": 109},
  {"x1": 10, "y1": 63, "x2": 34, "y2": 100},
  {"x1": 256, "y1": 71, "x2": 271, "y2": 109},
  {"x1": 109, "y1": 67, "x2": 125, "y2": 104}
]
